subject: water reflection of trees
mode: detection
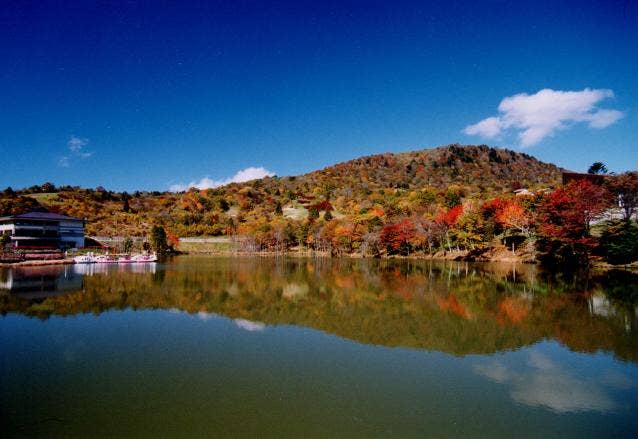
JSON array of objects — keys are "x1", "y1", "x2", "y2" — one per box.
[{"x1": 1, "y1": 257, "x2": 636, "y2": 362}]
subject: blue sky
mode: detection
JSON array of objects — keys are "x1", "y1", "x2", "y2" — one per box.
[{"x1": 1, "y1": 0, "x2": 636, "y2": 191}]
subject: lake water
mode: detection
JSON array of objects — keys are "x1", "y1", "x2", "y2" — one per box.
[{"x1": 1, "y1": 256, "x2": 637, "y2": 437}]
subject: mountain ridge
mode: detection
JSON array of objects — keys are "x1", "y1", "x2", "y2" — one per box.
[
  {"x1": 2, "y1": 144, "x2": 566, "y2": 237},
  {"x1": 292, "y1": 144, "x2": 564, "y2": 193}
]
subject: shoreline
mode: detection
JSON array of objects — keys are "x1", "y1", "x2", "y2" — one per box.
[
  {"x1": 1, "y1": 252, "x2": 636, "y2": 271},
  {"x1": 178, "y1": 248, "x2": 638, "y2": 270},
  {"x1": 0, "y1": 258, "x2": 75, "y2": 268}
]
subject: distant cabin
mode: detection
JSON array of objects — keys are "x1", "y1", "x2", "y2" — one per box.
[
  {"x1": 513, "y1": 188, "x2": 534, "y2": 196},
  {"x1": 0, "y1": 212, "x2": 85, "y2": 250}
]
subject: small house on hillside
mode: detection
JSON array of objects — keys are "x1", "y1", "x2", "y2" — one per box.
[
  {"x1": 0, "y1": 212, "x2": 85, "y2": 249},
  {"x1": 514, "y1": 188, "x2": 534, "y2": 196}
]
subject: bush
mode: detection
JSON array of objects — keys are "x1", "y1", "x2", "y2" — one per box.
[{"x1": 600, "y1": 221, "x2": 638, "y2": 265}]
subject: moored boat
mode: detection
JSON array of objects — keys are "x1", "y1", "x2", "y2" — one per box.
[
  {"x1": 94, "y1": 254, "x2": 115, "y2": 263},
  {"x1": 74, "y1": 252, "x2": 157, "y2": 264},
  {"x1": 73, "y1": 253, "x2": 95, "y2": 264},
  {"x1": 131, "y1": 253, "x2": 158, "y2": 262}
]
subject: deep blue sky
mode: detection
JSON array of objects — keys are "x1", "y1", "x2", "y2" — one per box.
[{"x1": 1, "y1": 0, "x2": 636, "y2": 191}]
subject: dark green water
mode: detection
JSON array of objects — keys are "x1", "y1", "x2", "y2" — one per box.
[{"x1": 1, "y1": 256, "x2": 637, "y2": 437}]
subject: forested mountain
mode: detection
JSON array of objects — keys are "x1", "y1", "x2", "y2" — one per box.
[
  {"x1": 4, "y1": 143, "x2": 638, "y2": 266},
  {"x1": 1, "y1": 145, "x2": 563, "y2": 238},
  {"x1": 302, "y1": 144, "x2": 562, "y2": 193}
]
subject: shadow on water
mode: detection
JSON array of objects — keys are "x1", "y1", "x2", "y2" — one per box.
[{"x1": 1, "y1": 256, "x2": 637, "y2": 362}]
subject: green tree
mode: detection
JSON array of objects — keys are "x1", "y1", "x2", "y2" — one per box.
[
  {"x1": 295, "y1": 221, "x2": 310, "y2": 247},
  {"x1": 41, "y1": 182, "x2": 56, "y2": 193},
  {"x1": 218, "y1": 198, "x2": 230, "y2": 211},
  {"x1": 122, "y1": 237, "x2": 133, "y2": 254},
  {"x1": 588, "y1": 162, "x2": 608, "y2": 175},
  {"x1": 600, "y1": 221, "x2": 638, "y2": 265},
  {"x1": 0, "y1": 234, "x2": 9, "y2": 251},
  {"x1": 122, "y1": 192, "x2": 131, "y2": 213},
  {"x1": 444, "y1": 189, "x2": 462, "y2": 208},
  {"x1": 150, "y1": 226, "x2": 169, "y2": 255},
  {"x1": 308, "y1": 207, "x2": 320, "y2": 220},
  {"x1": 416, "y1": 188, "x2": 437, "y2": 207}
]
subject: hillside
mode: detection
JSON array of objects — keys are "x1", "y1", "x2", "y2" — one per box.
[
  {"x1": 1, "y1": 144, "x2": 564, "y2": 239},
  {"x1": 300, "y1": 144, "x2": 562, "y2": 192}
]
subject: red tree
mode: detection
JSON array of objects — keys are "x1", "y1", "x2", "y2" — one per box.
[
  {"x1": 606, "y1": 172, "x2": 638, "y2": 221},
  {"x1": 482, "y1": 198, "x2": 508, "y2": 217},
  {"x1": 434, "y1": 205, "x2": 464, "y2": 251},
  {"x1": 539, "y1": 180, "x2": 609, "y2": 258},
  {"x1": 310, "y1": 200, "x2": 334, "y2": 212},
  {"x1": 380, "y1": 218, "x2": 416, "y2": 255},
  {"x1": 435, "y1": 205, "x2": 463, "y2": 227},
  {"x1": 167, "y1": 233, "x2": 180, "y2": 249}
]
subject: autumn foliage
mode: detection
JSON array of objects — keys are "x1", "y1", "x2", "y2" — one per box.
[
  {"x1": 2, "y1": 145, "x2": 634, "y2": 266},
  {"x1": 435, "y1": 205, "x2": 463, "y2": 227},
  {"x1": 539, "y1": 180, "x2": 608, "y2": 246},
  {"x1": 537, "y1": 180, "x2": 610, "y2": 264},
  {"x1": 381, "y1": 219, "x2": 416, "y2": 255}
]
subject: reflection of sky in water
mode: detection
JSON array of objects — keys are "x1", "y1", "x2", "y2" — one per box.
[
  {"x1": 3, "y1": 307, "x2": 638, "y2": 436},
  {"x1": 2, "y1": 257, "x2": 638, "y2": 435},
  {"x1": 234, "y1": 318, "x2": 266, "y2": 332},
  {"x1": 170, "y1": 309, "x2": 267, "y2": 331},
  {"x1": 196, "y1": 311, "x2": 217, "y2": 321},
  {"x1": 473, "y1": 345, "x2": 636, "y2": 413}
]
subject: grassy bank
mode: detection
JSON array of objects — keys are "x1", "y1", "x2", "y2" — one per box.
[{"x1": 176, "y1": 240, "x2": 232, "y2": 254}]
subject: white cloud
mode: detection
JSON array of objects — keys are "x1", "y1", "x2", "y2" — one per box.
[
  {"x1": 463, "y1": 116, "x2": 502, "y2": 138},
  {"x1": 464, "y1": 88, "x2": 623, "y2": 147},
  {"x1": 58, "y1": 136, "x2": 94, "y2": 167},
  {"x1": 169, "y1": 166, "x2": 274, "y2": 192},
  {"x1": 68, "y1": 136, "x2": 88, "y2": 152}
]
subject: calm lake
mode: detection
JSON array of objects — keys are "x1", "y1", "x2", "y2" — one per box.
[{"x1": 1, "y1": 256, "x2": 637, "y2": 437}]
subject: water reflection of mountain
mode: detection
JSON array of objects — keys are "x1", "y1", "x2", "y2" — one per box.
[{"x1": 1, "y1": 257, "x2": 636, "y2": 363}]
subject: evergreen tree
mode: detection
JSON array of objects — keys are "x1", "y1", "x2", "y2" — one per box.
[
  {"x1": 122, "y1": 237, "x2": 133, "y2": 254},
  {"x1": 600, "y1": 221, "x2": 638, "y2": 265},
  {"x1": 588, "y1": 162, "x2": 608, "y2": 175},
  {"x1": 150, "y1": 226, "x2": 169, "y2": 255}
]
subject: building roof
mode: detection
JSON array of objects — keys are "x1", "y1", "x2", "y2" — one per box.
[
  {"x1": 0, "y1": 211, "x2": 85, "y2": 222},
  {"x1": 562, "y1": 171, "x2": 607, "y2": 185}
]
